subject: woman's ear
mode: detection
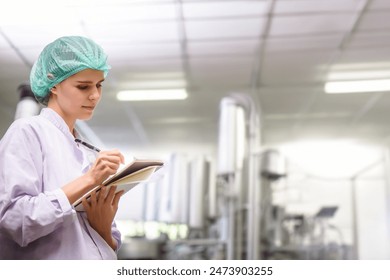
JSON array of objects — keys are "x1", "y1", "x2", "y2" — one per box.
[{"x1": 50, "y1": 86, "x2": 57, "y2": 95}]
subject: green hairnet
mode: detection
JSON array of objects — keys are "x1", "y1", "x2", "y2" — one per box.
[{"x1": 30, "y1": 36, "x2": 110, "y2": 105}]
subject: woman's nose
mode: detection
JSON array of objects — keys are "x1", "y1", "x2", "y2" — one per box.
[{"x1": 89, "y1": 89, "x2": 100, "y2": 100}]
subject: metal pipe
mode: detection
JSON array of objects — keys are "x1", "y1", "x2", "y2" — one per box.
[
  {"x1": 246, "y1": 112, "x2": 261, "y2": 259},
  {"x1": 382, "y1": 149, "x2": 390, "y2": 255},
  {"x1": 227, "y1": 174, "x2": 235, "y2": 260},
  {"x1": 350, "y1": 178, "x2": 359, "y2": 259}
]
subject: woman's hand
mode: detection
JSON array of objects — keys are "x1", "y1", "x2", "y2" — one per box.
[
  {"x1": 82, "y1": 185, "x2": 124, "y2": 250},
  {"x1": 61, "y1": 149, "x2": 124, "y2": 206},
  {"x1": 86, "y1": 149, "x2": 125, "y2": 186}
]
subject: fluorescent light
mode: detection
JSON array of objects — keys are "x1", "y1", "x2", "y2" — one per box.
[
  {"x1": 328, "y1": 71, "x2": 390, "y2": 80},
  {"x1": 117, "y1": 89, "x2": 188, "y2": 101},
  {"x1": 325, "y1": 79, "x2": 390, "y2": 94}
]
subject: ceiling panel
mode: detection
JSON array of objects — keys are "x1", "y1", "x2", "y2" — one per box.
[
  {"x1": 260, "y1": 50, "x2": 334, "y2": 84},
  {"x1": 110, "y1": 57, "x2": 183, "y2": 70},
  {"x1": 92, "y1": 0, "x2": 174, "y2": 3},
  {"x1": 368, "y1": 0, "x2": 390, "y2": 10},
  {"x1": 269, "y1": 14, "x2": 356, "y2": 36},
  {"x1": 185, "y1": 18, "x2": 266, "y2": 40},
  {"x1": 103, "y1": 42, "x2": 182, "y2": 61},
  {"x1": 182, "y1": 1, "x2": 269, "y2": 18},
  {"x1": 78, "y1": 3, "x2": 177, "y2": 23},
  {"x1": 190, "y1": 71, "x2": 252, "y2": 88},
  {"x1": 110, "y1": 71, "x2": 186, "y2": 91},
  {"x1": 189, "y1": 55, "x2": 254, "y2": 70},
  {"x1": 274, "y1": 0, "x2": 362, "y2": 14},
  {"x1": 189, "y1": 56, "x2": 254, "y2": 87},
  {"x1": 347, "y1": 31, "x2": 390, "y2": 49},
  {"x1": 337, "y1": 48, "x2": 390, "y2": 66},
  {"x1": 0, "y1": 3, "x2": 79, "y2": 27},
  {"x1": 187, "y1": 39, "x2": 258, "y2": 56},
  {"x1": 265, "y1": 34, "x2": 344, "y2": 52},
  {"x1": 358, "y1": 11, "x2": 390, "y2": 31},
  {"x1": 88, "y1": 21, "x2": 180, "y2": 43},
  {"x1": 1, "y1": 24, "x2": 85, "y2": 48}
]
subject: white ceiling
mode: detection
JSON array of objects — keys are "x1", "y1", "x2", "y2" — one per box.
[{"x1": 1, "y1": 0, "x2": 390, "y2": 157}]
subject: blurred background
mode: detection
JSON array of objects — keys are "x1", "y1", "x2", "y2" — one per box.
[{"x1": 1, "y1": 0, "x2": 390, "y2": 260}]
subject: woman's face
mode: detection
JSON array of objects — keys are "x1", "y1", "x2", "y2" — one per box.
[{"x1": 49, "y1": 69, "x2": 105, "y2": 124}]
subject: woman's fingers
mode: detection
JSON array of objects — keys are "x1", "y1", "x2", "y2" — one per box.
[
  {"x1": 88, "y1": 149, "x2": 125, "y2": 185},
  {"x1": 113, "y1": 190, "x2": 124, "y2": 208},
  {"x1": 97, "y1": 150, "x2": 124, "y2": 166},
  {"x1": 95, "y1": 185, "x2": 122, "y2": 206},
  {"x1": 104, "y1": 185, "x2": 117, "y2": 205},
  {"x1": 90, "y1": 189, "x2": 97, "y2": 205},
  {"x1": 102, "y1": 149, "x2": 125, "y2": 164},
  {"x1": 92, "y1": 150, "x2": 125, "y2": 179},
  {"x1": 82, "y1": 197, "x2": 90, "y2": 211},
  {"x1": 97, "y1": 186, "x2": 108, "y2": 204},
  {"x1": 95, "y1": 156, "x2": 121, "y2": 171}
]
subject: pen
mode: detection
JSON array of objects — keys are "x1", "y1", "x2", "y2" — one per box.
[{"x1": 75, "y1": 138, "x2": 101, "y2": 153}]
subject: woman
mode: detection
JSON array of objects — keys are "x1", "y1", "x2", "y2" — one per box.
[{"x1": 0, "y1": 36, "x2": 125, "y2": 259}]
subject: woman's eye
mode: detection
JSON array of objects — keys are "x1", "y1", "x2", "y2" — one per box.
[
  {"x1": 77, "y1": 85, "x2": 89, "y2": 90},
  {"x1": 97, "y1": 84, "x2": 103, "y2": 88}
]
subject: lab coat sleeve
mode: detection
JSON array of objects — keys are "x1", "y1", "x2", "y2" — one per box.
[
  {"x1": 111, "y1": 221, "x2": 122, "y2": 252},
  {"x1": 0, "y1": 122, "x2": 75, "y2": 247}
]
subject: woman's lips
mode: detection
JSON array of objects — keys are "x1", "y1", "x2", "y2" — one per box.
[{"x1": 82, "y1": 106, "x2": 95, "y2": 111}]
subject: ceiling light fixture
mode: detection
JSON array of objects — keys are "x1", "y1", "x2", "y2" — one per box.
[
  {"x1": 325, "y1": 79, "x2": 390, "y2": 94},
  {"x1": 117, "y1": 89, "x2": 188, "y2": 101},
  {"x1": 327, "y1": 70, "x2": 390, "y2": 80}
]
